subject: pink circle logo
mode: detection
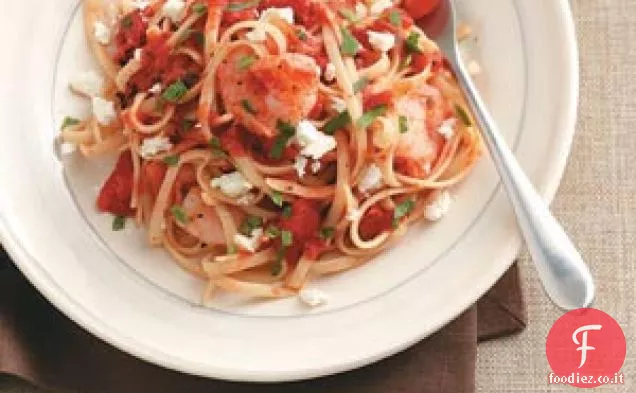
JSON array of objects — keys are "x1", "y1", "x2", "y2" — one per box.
[{"x1": 546, "y1": 308, "x2": 626, "y2": 388}]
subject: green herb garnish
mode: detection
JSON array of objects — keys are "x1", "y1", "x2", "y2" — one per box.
[
  {"x1": 352, "y1": 77, "x2": 369, "y2": 94},
  {"x1": 227, "y1": 244, "x2": 238, "y2": 254},
  {"x1": 182, "y1": 118, "x2": 196, "y2": 130},
  {"x1": 241, "y1": 99, "x2": 258, "y2": 114},
  {"x1": 357, "y1": 105, "x2": 388, "y2": 129},
  {"x1": 405, "y1": 32, "x2": 422, "y2": 54},
  {"x1": 340, "y1": 27, "x2": 360, "y2": 56},
  {"x1": 270, "y1": 191, "x2": 284, "y2": 207},
  {"x1": 208, "y1": 137, "x2": 228, "y2": 158},
  {"x1": 454, "y1": 104, "x2": 473, "y2": 126},
  {"x1": 271, "y1": 249, "x2": 285, "y2": 275},
  {"x1": 192, "y1": 2, "x2": 208, "y2": 15},
  {"x1": 269, "y1": 120, "x2": 296, "y2": 159},
  {"x1": 266, "y1": 225, "x2": 281, "y2": 238},
  {"x1": 227, "y1": 0, "x2": 260, "y2": 12},
  {"x1": 389, "y1": 10, "x2": 401, "y2": 26},
  {"x1": 296, "y1": 29, "x2": 308, "y2": 41},
  {"x1": 192, "y1": 31, "x2": 205, "y2": 46},
  {"x1": 170, "y1": 205, "x2": 189, "y2": 224},
  {"x1": 163, "y1": 155, "x2": 180, "y2": 167},
  {"x1": 323, "y1": 110, "x2": 352, "y2": 135},
  {"x1": 112, "y1": 215, "x2": 126, "y2": 231},
  {"x1": 399, "y1": 54, "x2": 413, "y2": 70},
  {"x1": 239, "y1": 215, "x2": 264, "y2": 236},
  {"x1": 162, "y1": 80, "x2": 188, "y2": 103},
  {"x1": 393, "y1": 199, "x2": 415, "y2": 227},
  {"x1": 282, "y1": 204, "x2": 293, "y2": 218},
  {"x1": 281, "y1": 230, "x2": 293, "y2": 247},
  {"x1": 339, "y1": 9, "x2": 360, "y2": 23},
  {"x1": 60, "y1": 116, "x2": 80, "y2": 130},
  {"x1": 320, "y1": 227, "x2": 335, "y2": 239},
  {"x1": 398, "y1": 115, "x2": 408, "y2": 133},
  {"x1": 237, "y1": 55, "x2": 256, "y2": 70},
  {"x1": 121, "y1": 15, "x2": 133, "y2": 29}
]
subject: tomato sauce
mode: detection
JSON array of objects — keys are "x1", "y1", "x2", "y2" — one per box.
[
  {"x1": 114, "y1": 11, "x2": 148, "y2": 64},
  {"x1": 141, "y1": 160, "x2": 168, "y2": 199},
  {"x1": 279, "y1": 198, "x2": 323, "y2": 262},
  {"x1": 363, "y1": 89, "x2": 393, "y2": 111},
  {"x1": 97, "y1": 151, "x2": 135, "y2": 216},
  {"x1": 358, "y1": 205, "x2": 394, "y2": 240}
]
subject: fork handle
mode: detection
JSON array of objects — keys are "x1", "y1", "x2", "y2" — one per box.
[{"x1": 447, "y1": 54, "x2": 595, "y2": 310}]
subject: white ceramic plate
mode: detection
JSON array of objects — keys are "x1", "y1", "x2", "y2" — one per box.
[{"x1": 0, "y1": 0, "x2": 578, "y2": 382}]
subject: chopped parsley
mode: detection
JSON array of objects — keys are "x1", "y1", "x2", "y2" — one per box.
[
  {"x1": 192, "y1": 2, "x2": 208, "y2": 15},
  {"x1": 60, "y1": 116, "x2": 80, "y2": 129},
  {"x1": 227, "y1": 0, "x2": 260, "y2": 12},
  {"x1": 163, "y1": 155, "x2": 180, "y2": 167},
  {"x1": 357, "y1": 105, "x2": 388, "y2": 129},
  {"x1": 182, "y1": 118, "x2": 196, "y2": 130},
  {"x1": 241, "y1": 99, "x2": 258, "y2": 114},
  {"x1": 208, "y1": 137, "x2": 228, "y2": 158},
  {"x1": 269, "y1": 120, "x2": 296, "y2": 159},
  {"x1": 162, "y1": 80, "x2": 188, "y2": 102},
  {"x1": 399, "y1": 54, "x2": 413, "y2": 70},
  {"x1": 393, "y1": 199, "x2": 415, "y2": 227},
  {"x1": 266, "y1": 225, "x2": 281, "y2": 238},
  {"x1": 282, "y1": 204, "x2": 293, "y2": 219},
  {"x1": 320, "y1": 227, "x2": 335, "y2": 239},
  {"x1": 191, "y1": 31, "x2": 205, "y2": 46},
  {"x1": 270, "y1": 191, "x2": 284, "y2": 207},
  {"x1": 121, "y1": 15, "x2": 133, "y2": 29},
  {"x1": 239, "y1": 215, "x2": 264, "y2": 236},
  {"x1": 398, "y1": 115, "x2": 409, "y2": 133},
  {"x1": 455, "y1": 104, "x2": 473, "y2": 126},
  {"x1": 323, "y1": 110, "x2": 352, "y2": 135},
  {"x1": 227, "y1": 244, "x2": 238, "y2": 254},
  {"x1": 296, "y1": 29, "x2": 308, "y2": 41},
  {"x1": 281, "y1": 230, "x2": 294, "y2": 247},
  {"x1": 170, "y1": 205, "x2": 189, "y2": 224},
  {"x1": 339, "y1": 9, "x2": 360, "y2": 23},
  {"x1": 352, "y1": 77, "x2": 369, "y2": 94},
  {"x1": 405, "y1": 32, "x2": 422, "y2": 54},
  {"x1": 389, "y1": 10, "x2": 401, "y2": 27},
  {"x1": 237, "y1": 55, "x2": 256, "y2": 70},
  {"x1": 112, "y1": 216, "x2": 126, "y2": 231},
  {"x1": 340, "y1": 27, "x2": 360, "y2": 56},
  {"x1": 271, "y1": 249, "x2": 285, "y2": 275}
]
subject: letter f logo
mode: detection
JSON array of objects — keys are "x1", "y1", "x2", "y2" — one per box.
[{"x1": 572, "y1": 324, "x2": 602, "y2": 368}]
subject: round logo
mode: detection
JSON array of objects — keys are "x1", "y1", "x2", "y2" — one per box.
[{"x1": 546, "y1": 308, "x2": 626, "y2": 388}]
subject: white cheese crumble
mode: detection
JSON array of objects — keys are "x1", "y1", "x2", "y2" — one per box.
[
  {"x1": 355, "y1": 2, "x2": 368, "y2": 19},
  {"x1": 91, "y1": 97, "x2": 117, "y2": 125},
  {"x1": 425, "y1": 191, "x2": 452, "y2": 221},
  {"x1": 234, "y1": 227, "x2": 263, "y2": 253},
  {"x1": 210, "y1": 171, "x2": 254, "y2": 198},
  {"x1": 437, "y1": 118, "x2": 458, "y2": 140},
  {"x1": 324, "y1": 63, "x2": 336, "y2": 82},
  {"x1": 162, "y1": 0, "x2": 187, "y2": 22},
  {"x1": 237, "y1": 194, "x2": 255, "y2": 206},
  {"x1": 139, "y1": 136, "x2": 173, "y2": 158},
  {"x1": 246, "y1": 28, "x2": 267, "y2": 42},
  {"x1": 70, "y1": 71, "x2": 104, "y2": 97},
  {"x1": 133, "y1": 0, "x2": 151, "y2": 10},
  {"x1": 149, "y1": 83, "x2": 162, "y2": 94},
  {"x1": 93, "y1": 21, "x2": 111, "y2": 45},
  {"x1": 358, "y1": 164, "x2": 384, "y2": 194},
  {"x1": 261, "y1": 7, "x2": 295, "y2": 24},
  {"x1": 367, "y1": 31, "x2": 395, "y2": 52},
  {"x1": 346, "y1": 208, "x2": 363, "y2": 222},
  {"x1": 298, "y1": 288, "x2": 329, "y2": 307},
  {"x1": 296, "y1": 120, "x2": 337, "y2": 159},
  {"x1": 330, "y1": 97, "x2": 347, "y2": 113},
  {"x1": 294, "y1": 155, "x2": 308, "y2": 178},
  {"x1": 311, "y1": 161, "x2": 322, "y2": 174},
  {"x1": 369, "y1": 0, "x2": 393, "y2": 16},
  {"x1": 133, "y1": 48, "x2": 143, "y2": 61}
]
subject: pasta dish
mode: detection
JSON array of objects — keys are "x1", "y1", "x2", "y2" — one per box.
[{"x1": 60, "y1": 0, "x2": 481, "y2": 304}]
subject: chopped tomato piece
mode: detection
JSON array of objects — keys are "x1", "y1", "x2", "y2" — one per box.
[
  {"x1": 173, "y1": 164, "x2": 197, "y2": 204},
  {"x1": 280, "y1": 199, "x2": 322, "y2": 263},
  {"x1": 394, "y1": 157, "x2": 428, "y2": 178},
  {"x1": 219, "y1": 125, "x2": 247, "y2": 157},
  {"x1": 141, "y1": 161, "x2": 168, "y2": 198},
  {"x1": 222, "y1": 6, "x2": 259, "y2": 27},
  {"x1": 363, "y1": 90, "x2": 393, "y2": 111},
  {"x1": 403, "y1": 0, "x2": 441, "y2": 19},
  {"x1": 305, "y1": 238, "x2": 329, "y2": 260},
  {"x1": 259, "y1": 0, "x2": 330, "y2": 29},
  {"x1": 97, "y1": 151, "x2": 135, "y2": 216},
  {"x1": 412, "y1": 51, "x2": 443, "y2": 74},
  {"x1": 114, "y1": 11, "x2": 147, "y2": 64},
  {"x1": 358, "y1": 205, "x2": 394, "y2": 241},
  {"x1": 355, "y1": 49, "x2": 382, "y2": 69}
]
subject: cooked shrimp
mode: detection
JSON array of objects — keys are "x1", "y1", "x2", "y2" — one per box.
[
  {"x1": 181, "y1": 188, "x2": 244, "y2": 245},
  {"x1": 217, "y1": 48, "x2": 319, "y2": 138}
]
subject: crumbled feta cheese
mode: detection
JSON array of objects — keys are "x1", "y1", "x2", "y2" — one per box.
[
  {"x1": 294, "y1": 155, "x2": 308, "y2": 178},
  {"x1": 133, "y1": 0, "x2": 151, "y2": 10},
  {"x1": 330, "y1": 97, "x2": 347, "y2": 113},
  {"x1": 237, "y1": 194, "x2": 255, "y2": 206},
  {"x1": 324, "y1": 63, "x2": 336, "y2": 82},
  {"x1": 162, "y1": 0, "x2": 186, "y2": 22},
  {"x1": 437, "y1": 118, "x2": 458, "y2": 140},
  {"x1": 234, "y1": 227, "x2": 263, "y2": 253},
  {"x1": 369, "y1": 0, "x2": 393, "y2": 16},
  {"x1": 314, "y1": 64, "x2": 322, "y2": 78},
  {"x1": 425, "y1": 191, "x2": 452, "y2": 221},
  {"x1": 210, "y1": 171, "x2": 254, "y2": 198},
  {"x1": 298, "y1": 288, "x2": 329, "y2": 307},
  {"x1": 467, "y1": 60, "x2": 482, "y2": 76},
  {"x1": 91, "y1": 97, "x2": 117, "y2": 125},
  {"x1": 296, "y1": 120, "x2": 337, "y2": 159},
  {"x1": 367, "y1": 31, "x2": 395, "y2": 52},
  {"x1": 311, "y1": 161, "x2": 322, "y2": 174},
  {"x1": 70, "y1": 71, "x2": 104, "y2": 97},
  {"x1": 133, "y1": 48, "x2": 143, "y2": 61},
  {"x1": 149, "y1": 83, "x2": 162, "y2": 94},
  {"x1": 261, "y1": 7, "x2": 295, "y2": 24},
  {"x1": 93, "y1": 21, "x2": 111, "y2": 45},
  {"x1": 346, "y1": 208, "x2": 363, "y2": 221},
  {"x1": 139, "y1": 136, "x2": 173, "y2": 158},
  {"x1": 358, "y1": 164, "x2": 384, "y2": 194},
  {"x1": 246, "y1": 28, "x2": 267, "y2": 42},
  {"x1": 355, "y1": 2, "x2": 368, "y2": 19}
]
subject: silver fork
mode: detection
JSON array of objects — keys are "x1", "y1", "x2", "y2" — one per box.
[{"x1": 421, "y1": 0, "x2": 594, "y2": 310}]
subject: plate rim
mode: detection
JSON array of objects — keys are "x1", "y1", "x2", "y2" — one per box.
[{"x1": 0, "y1": 0, "x2": 579, "y2": 382}]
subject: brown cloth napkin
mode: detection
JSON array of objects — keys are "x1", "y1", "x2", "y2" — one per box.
[{"x1": 0, "y1": 248, "x2": 526, "y2": 393}]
